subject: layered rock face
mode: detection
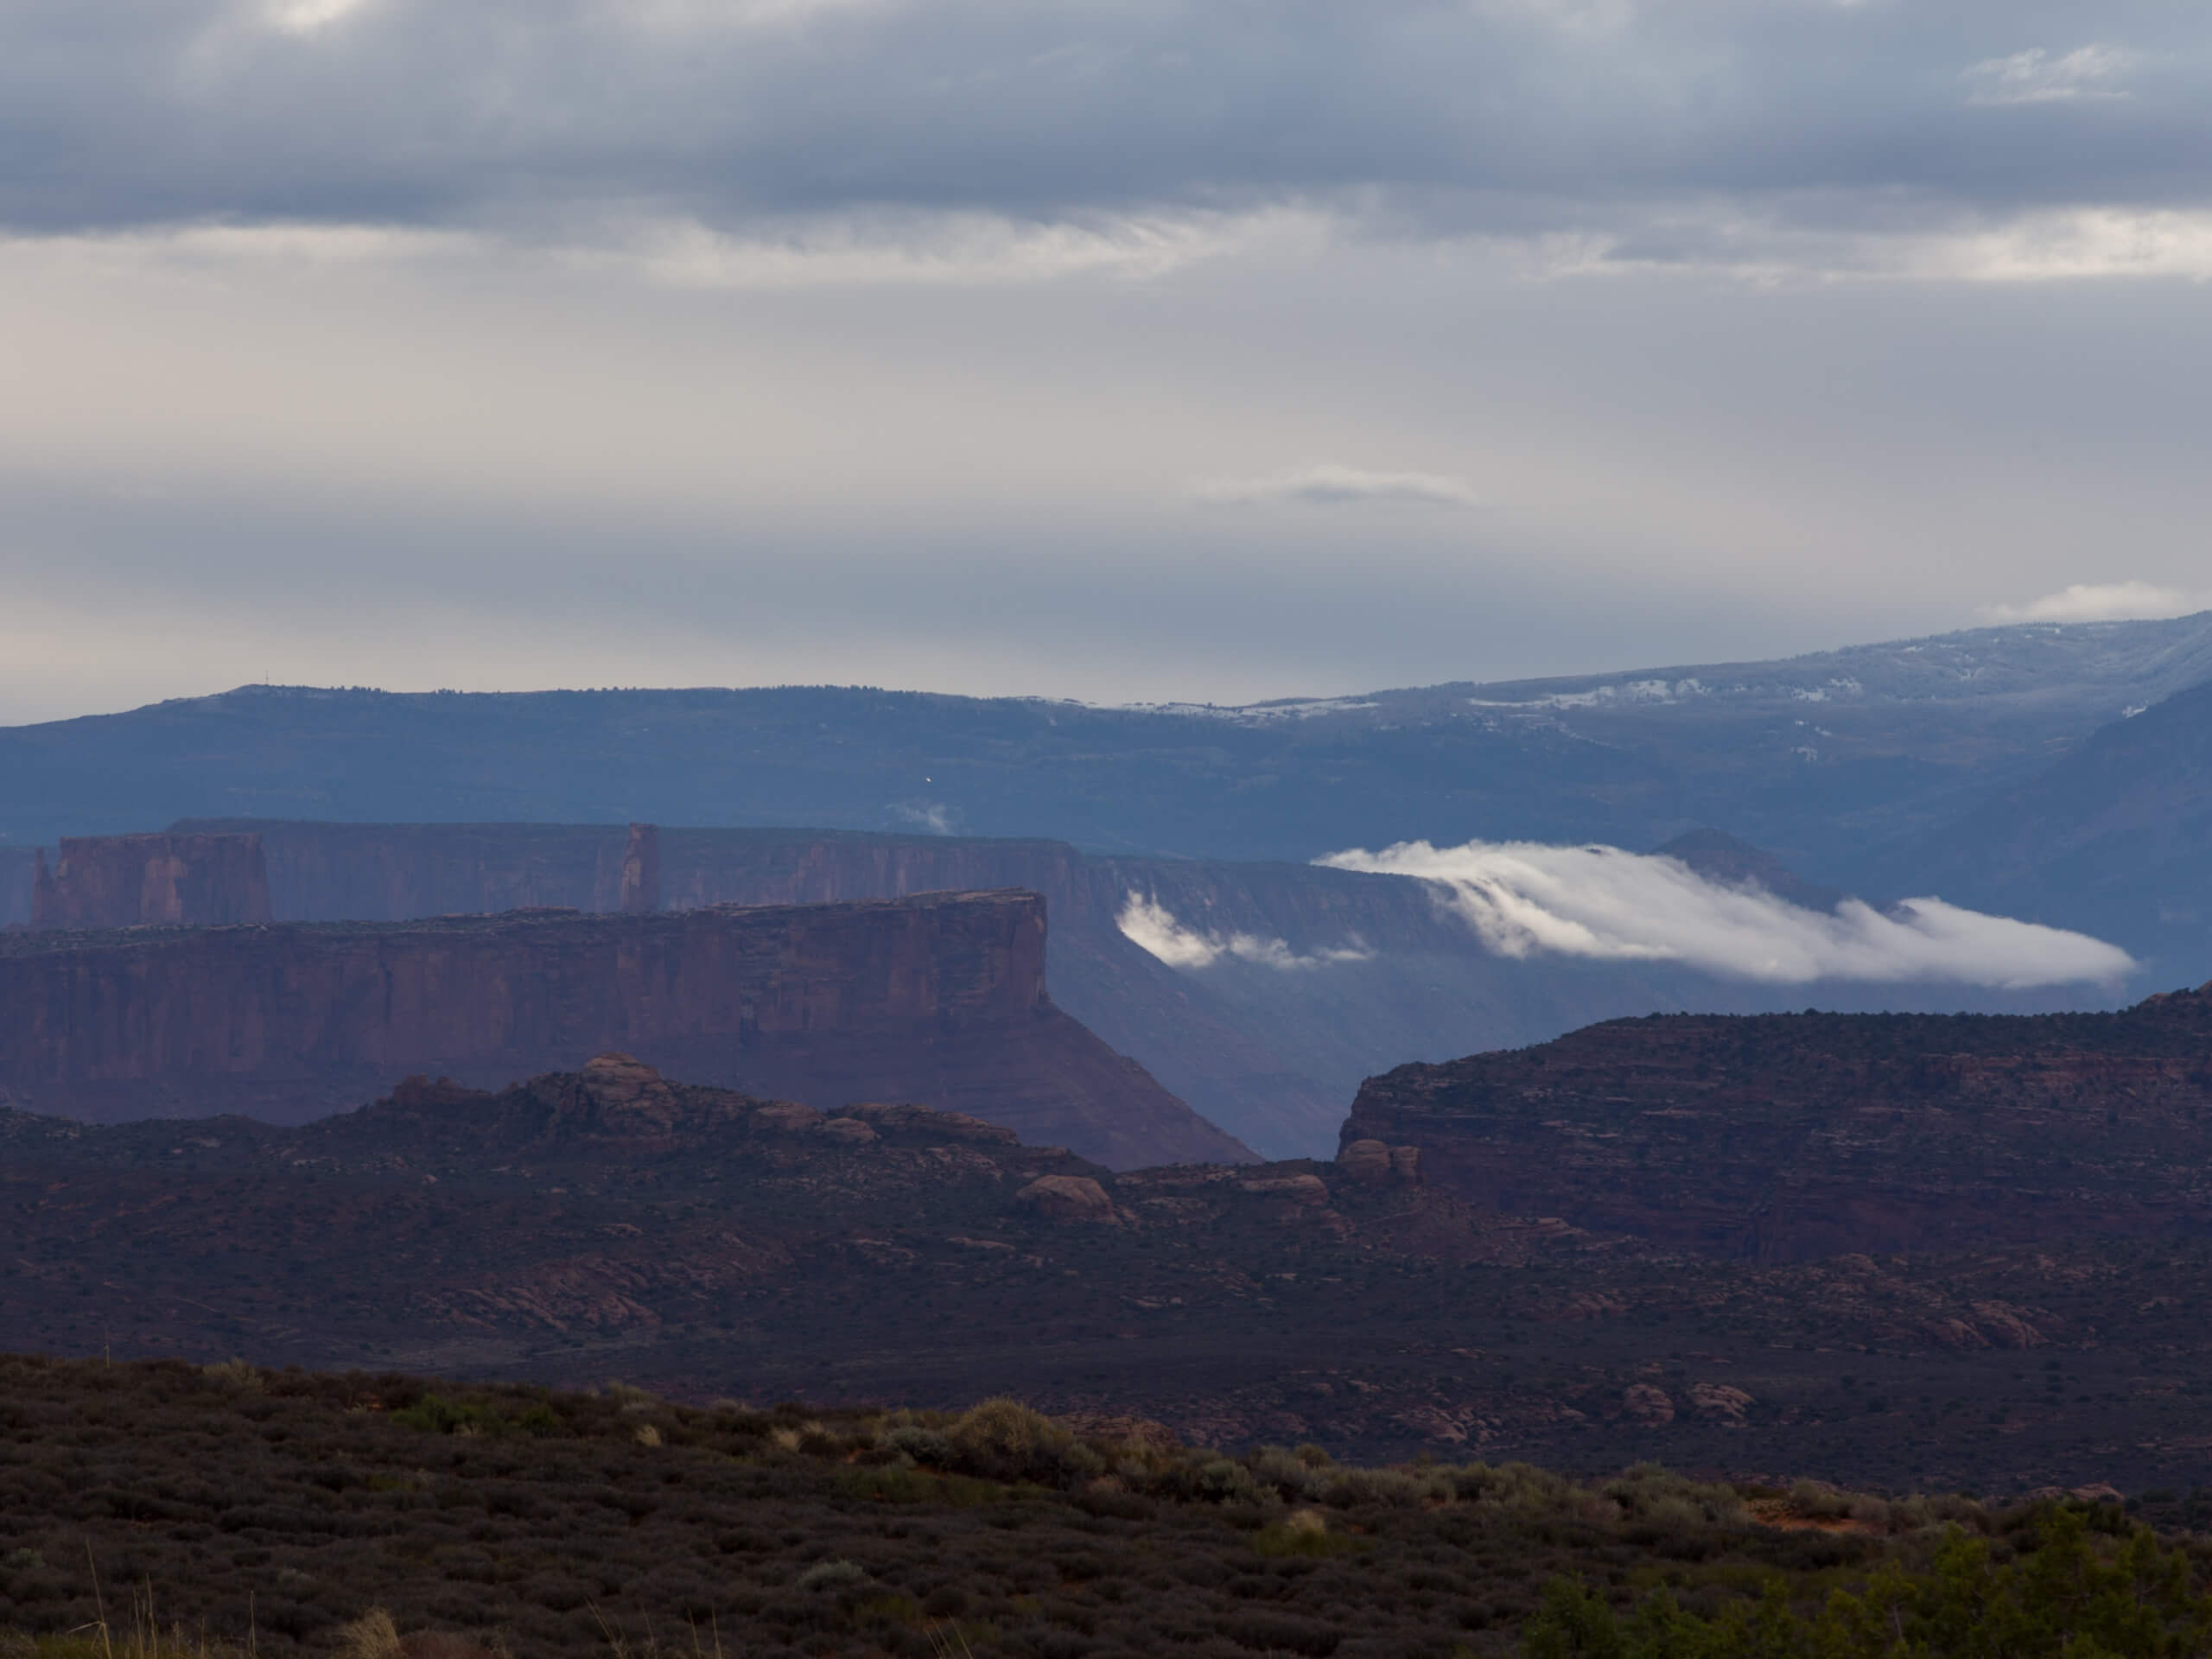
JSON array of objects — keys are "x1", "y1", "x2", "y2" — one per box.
[
  {"x1": 0, "y1": 892, "x2": 1250, "y2": 1167},
  {"x1": 31, "y1": 833, "x2": 270, "y2": 928},
  {"x1": 1344, "y1": 985, "x2": 2212, "y2": 1260},
  {"x1": 173, "y1": 821, "x2": 643, "y2": 918},
  {"x1": 0, "y1": 849, "x2": 39, "y2": 927},
  {"x1": 166, "y1": 819, "x2": 1351, "y2": 1154},
  {"x1": 158, "y1": 817, "x2": 2114, "y2": 1160}
]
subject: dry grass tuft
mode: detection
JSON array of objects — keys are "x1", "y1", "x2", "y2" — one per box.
[{"x1": 334, "y1": 1610, "x2": 400, "y2": 1659}]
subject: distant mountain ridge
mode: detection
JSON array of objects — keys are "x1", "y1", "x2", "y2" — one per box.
[{"x1": 4, "y1": 613, "x2": 2209, "y2": 887}]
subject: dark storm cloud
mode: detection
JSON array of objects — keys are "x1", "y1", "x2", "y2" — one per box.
[{"x1": 1, "y1": 0, "x2": 2204, "y2": 249}]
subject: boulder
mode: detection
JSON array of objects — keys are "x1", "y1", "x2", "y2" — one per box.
[
  {"x1": 1016, "y1": 1174, "x2": 1119, "y2": 1224},
  {"x1": 1622, "y1": 1384, "x2": 1675, "y2": 1425},
  {"x1": 581, "y1": 1053, "x2": 681, "y2": 1129},
  {"x1": 1688, "y1": 1383, "x2": 1752, "y2": 1422}
]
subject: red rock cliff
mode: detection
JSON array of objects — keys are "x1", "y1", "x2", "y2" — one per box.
[
  {"x1": 0, "y1": 891, "x2": 1253, "y2": 1168},
  {"x1": 1344, "y1": 989, "x2": 2212, "y2": 1260},
  {"x1": 33, "y1": 834, "x2": 271, "y2": 929},
  {"x1": 0, "y1": 849, "x2": 41, "y2": 928},
  {"x1": 161, "y1": 821, "x2": 1391, "y2": 1156}
]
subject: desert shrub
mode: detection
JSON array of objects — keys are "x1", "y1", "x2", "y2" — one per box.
[
  {"x1": 389, "y1": 1395, "x2": 527, "y2": 1438},
  {"x1": 1073, "y1": 1485, "x2": 1154, "y2": 1522},
  {"x1": 1847, "y1": 1495, "x2": 1891, "y2": 1529},
  {"x1": 795, "y1": 1560, "x2": 868, "y2": 1592},
  {"x1": 201, "y1": 1359, "x2": 262, "y2": 1392},
  {"x1": 1521, "y1": 1507, "x2": 2212, "y2": 1659},
  {"x1": 4, "y1": 1354, "x2": 2204, "y2": 1659},
  {"x1": 1254, "y1": 1512, "x2": 1363, "y2": 1560},
  {"x1": 946, "y1": 1400, "x2": 1082, "y2": 1484},
  {"x1": 1789, "y1": 1478, "x2": 1853, "y2": 1521},
  {"x1": 1316, "y1": 1467, "x2": 1426, "y2": 1510},
  {"x1": 1219, "y1": 1611, "x2": 1343, "y2": 1655},
  {"x1": 1247, "y1": 1447, "x2": 1318, "y2": 1502},
  {"x1": 1603, "y1": 1465, "x2": 1748, "y2": 1531}
]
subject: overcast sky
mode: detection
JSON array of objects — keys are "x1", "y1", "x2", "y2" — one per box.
[{"x1": 3, "y1": 0, "x2": 2209, "y2": 723}]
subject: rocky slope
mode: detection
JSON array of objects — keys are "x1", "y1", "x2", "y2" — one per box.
[
  {"x1": 6, "y1": 1055, "x2": 2212, "y2": 1489},
  {"x1": 1344, "y1": 983, "x2": 2212, "y2": 1260},
  {"x1": 0, "y1": 893, "x2": 1248, "y2": 1167}
]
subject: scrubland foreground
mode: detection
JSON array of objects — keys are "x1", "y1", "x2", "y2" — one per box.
[{"x1": 3, "y1": 1355, "x2": 2210, "y2": 1659}]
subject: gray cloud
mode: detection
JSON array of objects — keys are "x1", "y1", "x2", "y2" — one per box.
[
  {"x1": 1, "y1": 1, "x2": 2207, "y2": 276},
  {"x1": 4, "y1": 1, "x2": 2212, "y2": 726}
]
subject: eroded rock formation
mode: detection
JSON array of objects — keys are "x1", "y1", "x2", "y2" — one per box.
[
  {"x1": 0, "y1": 848, "x2": 47, "y2": 928},
  {"x1": 1344, "y1": 986, "x2": 2212, "y2": 1259},
  {"x1": 31, "y1": 833, "x2": 270, "y2": 928},
  {"x1": 0, "y1": 892, "x2": 1252, "y2": 1168},
  {"x1": 620, "y1": 824, "x2": 660, "y2": 914}
]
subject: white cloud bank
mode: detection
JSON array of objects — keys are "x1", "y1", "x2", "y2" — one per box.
[
  {"x1": 1982, "y1": 582, "x2": 2211, "y2": 625},
  {"x1": 1192, "y1": 465, "x2": 1482, "y2": 509},
  {"x1": 1117, "y1": 894, "x2": 1373, "y2": 971},
  {"x1": 1315, "y1": 840, "x2": 2135, "y2": 988}
]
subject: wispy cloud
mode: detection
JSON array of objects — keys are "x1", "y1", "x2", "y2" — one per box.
[
  {"x1": 889, "y1": 800, "x2": 960, "y2": 835},
  {"x1": 1982, "y1": 582, "x2": 2210, "y2": 625},
  {"x1": 1964, "y1": 44, "x2": 2138, "y2": 106},
  {"x1": 626, "y1": 209, "x2": 1282, "y2": 290},
  {"x1": 1318, "y1": 839, "x2": 2134, "y2": 988},
  {"x1": 262, "y1": 0, "x2": 377, "y2": 35},
  {"x1": 1117, "y1": 893, "x2": 1372, "y2": 971},
  {"x1": 1192, "y1": 464, "x2": 1481, "y2": 509}
]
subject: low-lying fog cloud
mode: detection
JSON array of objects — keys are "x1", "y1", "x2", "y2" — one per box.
[
  {"x1": 1316, "y1": 841, "x2": 2135, "y2": 989},
  {"x1": 1117, "y1": 895, "x2": 1372, "y2": 973}
]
